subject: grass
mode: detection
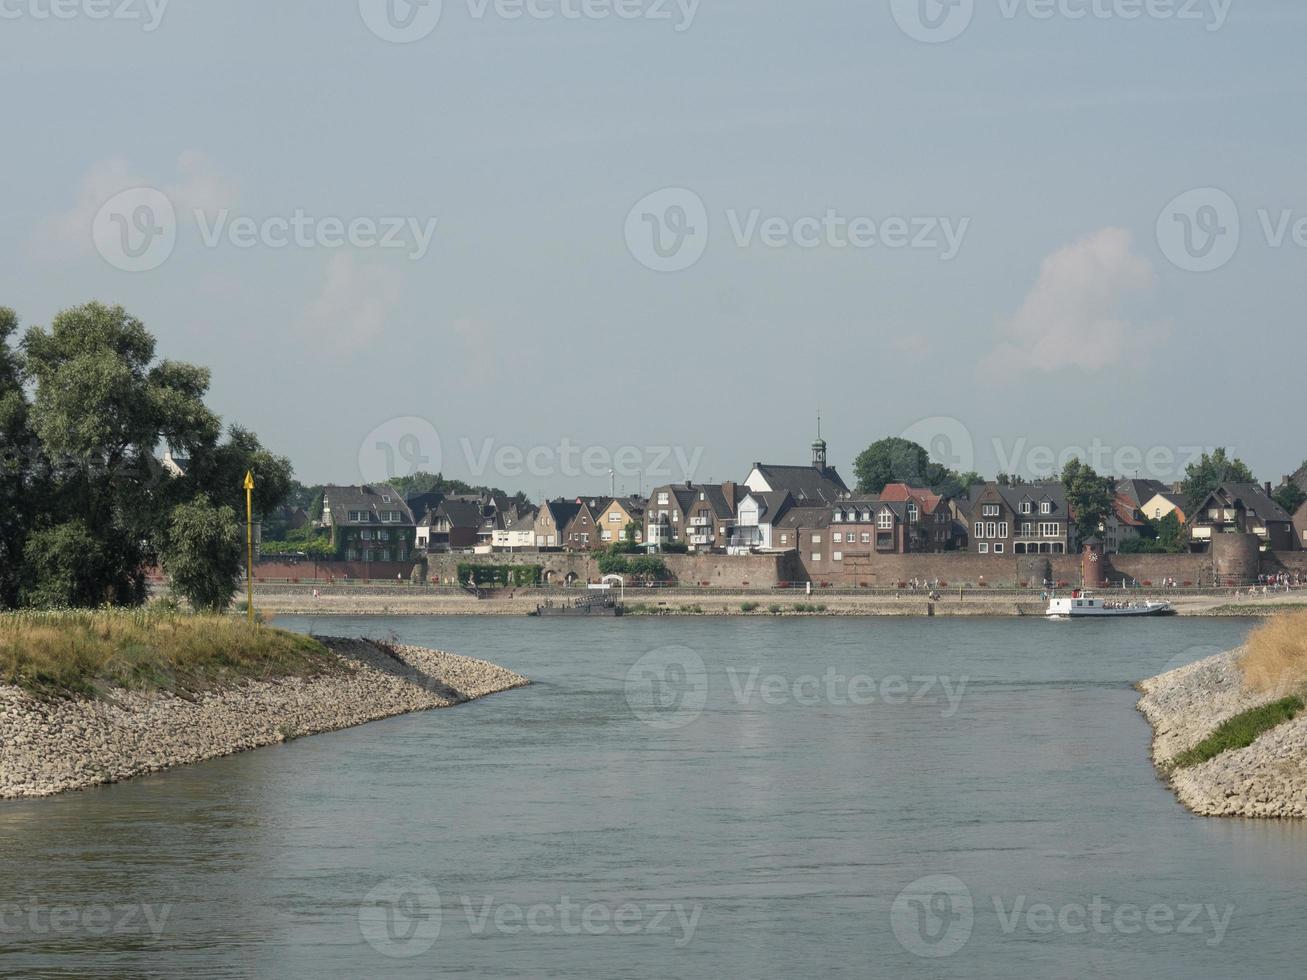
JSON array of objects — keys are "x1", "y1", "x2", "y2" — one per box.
[
  {"x1": 1206, "y1": 603, "x2": 1307, "y2": 617},
  {"x1": 1170, "y1": 696, "x2": 1305, "y2": 769},
  {"x1": 0, "y1": 609, "x2": 335, "y2": 700},
  {"x1": 1240, "y1": 610, "x2": 1307, "y2": 696}
]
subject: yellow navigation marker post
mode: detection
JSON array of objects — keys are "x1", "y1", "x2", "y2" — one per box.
[{"x1": 244, "y1": 470, "x2": 256, "y2": 626}]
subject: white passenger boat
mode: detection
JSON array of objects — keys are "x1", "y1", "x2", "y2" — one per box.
[{"x1": 1045, "y1": 590, "x2": 1173, "y2": 619}]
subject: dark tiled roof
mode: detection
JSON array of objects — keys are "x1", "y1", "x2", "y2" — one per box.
[
  {"x1": 542, "y1": 499, "x2": 582, "y2": 528},
  {"x1": 1115, "y1": 478, "x2": 1170, "y2": 508},
  {"x1": 751, "y1": 464, "x2": 849, "y2": 503},
  {"x1": 1198, "y1": 483, "x2": 1292, "y2": 524},
  {"x1": 323, "y1": 485, "x2": 415, "y2": 526},
  {"x1": 774, "y1": 504, "x2": 832, "y2": 530},
  {"x1": 437, "y1": 498, "x2": 484, "y2": 529}
]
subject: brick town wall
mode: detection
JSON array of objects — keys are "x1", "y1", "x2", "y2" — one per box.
[
  {"x1": 254, "y1": 559, "x2": 419, "y2": 582},
  {"x1": 423, "y1": 551, "x2": 797, "y2": 588}
]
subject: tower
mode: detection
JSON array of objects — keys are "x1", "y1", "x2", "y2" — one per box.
[{"x1": 811, "y1": 410, "x2": 827, "y2": 471}]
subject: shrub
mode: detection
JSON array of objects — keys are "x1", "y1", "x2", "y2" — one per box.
[
  {"x1": 741, "y1": 602, "x2": 760, "y2": 613},
  {"x1": 768, "y1": 604, "x2": 782, "y2": 614}
]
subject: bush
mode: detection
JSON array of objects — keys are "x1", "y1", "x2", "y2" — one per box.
[
  {"x1": 741, "y1": 602, "x2": 759, "y2": 613},
  {"x1": 768, "y1": 604, "x2": 782, "y2": 614},
  {"x1": 661, "y1": 541, "x2": 689, "y2": 554},
  {"x1": 457, "y1": 564, "x2": 542, "y2": 587}
]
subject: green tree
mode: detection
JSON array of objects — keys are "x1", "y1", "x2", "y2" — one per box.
[
  {"x1": 162, "y1": 498, "x2": 243, "y2": 611},
  {"x1": 0, "y1": 307, "x2": 39, "y2": 608},
  {"x1": 1181, "y1": 448, "x2": 1255, "y2": 503},
  {"x1": 1155, "y1": 512, "x2": 1187, "y2": 553},
  {"x1": 1061, "y1": 458, "x2": 1113, "y2": 542},
  {"x1": 1273, "y1": 482, "x2": 1306, "y2": 517},
  {"x1": 854, "y1": 438, "x2": 931, "y2": 494},
  {"x1": 21, "y1": 520, "x2": 143, "y2": 608}
]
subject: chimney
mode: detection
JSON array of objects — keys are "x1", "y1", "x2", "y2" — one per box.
[
  {"x1": 1266, "y1": 482, "x2": 1274, "y2": 498},
  {"x1": 722, "y1": 481, "x2": 737, "y2": 512}
]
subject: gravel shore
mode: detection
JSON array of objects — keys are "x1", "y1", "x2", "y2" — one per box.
[
  {"x1": 0, "y1": 638, "x2": 528, "y2": 800},
  {"x1": 1137, "y1": 649, "x2": 1307, "y2": 818}
]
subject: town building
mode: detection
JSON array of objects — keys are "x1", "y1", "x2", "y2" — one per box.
[
  {"x1": 963, "y1": 482, "x2": 1072, "y2": 556},
  {"x1": 319, "y1": 484, "x2": 416, "y2": 562},
  {"x1": 595, "y1": 497, "x2": 646, "y2": 546},
  {"x1": 1187, "y1": 483, "x2": 1293, "y2": 552},
  {"x1": 1141, "y1": 491, "x2": 1188, "y2": 524},
  {"x1": 534, "y1": 499, "x2": 581, "y2": 549}
]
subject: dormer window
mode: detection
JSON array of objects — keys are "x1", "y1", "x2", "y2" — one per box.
[
  {"x1": 877, "y1": 510, "x2": 894, "y2": 529},
  {"x1": 1020, "y1": 502, "x2": 1032, "y2": 514},
  {"x1": 1040, "y1": 501, "x2": 1052, "y2": 514}
]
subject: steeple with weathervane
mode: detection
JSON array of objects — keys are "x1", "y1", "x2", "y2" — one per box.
[{"x1": 812, "y1": 410, "x2": 828, "y2": 471}]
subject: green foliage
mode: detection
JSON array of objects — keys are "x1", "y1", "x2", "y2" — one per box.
[
  {"x1": 2, "y1": 302, "x2": 294, "y2": 611},
  {"x1": 740, "y1": 601, "x2": 760, "y2": 612},
  {"x1": 597, "y1": 553, "x2": 670, "y2": 580},
  {"x1": 262, "y1": 525, "x2": 333, "y2": 558},
  {"x1": 1181, "y1": 448, "x2": 1256, "y2": 503},
  {"x1": 1273, "y1": 482, "x2": 1306, "y2": 517},
  {"x1": 1170, "y1": 697, "x2": 1304, "y2": 769},
  {"x1": 457, "y1": 563, "x2": 542, "y2": 587},
  {"x1": 853, "y1": 436, "x2": 973, "y2": 497},
  {"x1": 660, "y1": 541, "x2": 689, "y2": 554},
  {"x1": 162, "y1": 498, "x2": 243, "y2": 612},
  {"x1": 1060, "y1": 458, "x2": 1114, "y2": 542},
  {"x1": 389, "y1": 471, "x2": 529, "y2": 510},
  {"x1": 21, "y1": 520, "x2": 146, "y2": 609}
]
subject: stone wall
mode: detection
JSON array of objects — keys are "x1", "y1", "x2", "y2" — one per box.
[{"x1": 254, "y1": 559, "x2": 417, "y2": 582}]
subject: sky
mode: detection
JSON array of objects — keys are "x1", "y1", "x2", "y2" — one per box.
[{"x1": 4, "y1": 0, "x2": 1305, "y2": 499}]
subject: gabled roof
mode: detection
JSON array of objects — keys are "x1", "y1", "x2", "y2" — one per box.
[
  {"x1": 540, "y1": 498, "x2": 582, "y2": 528},
  {"x1": 1115, "y1": 478, "x2": 1170, "y2": 508},
  {"x1": 879, "y1": 482, "x2": 945, "y2": 514},
  {"x1": 1195, "y1": 483, "x2": 1292, "y2": 523},
  {"x1": 322, "y1": 485, "x2": 415, "y2": 525},
  {"x1": 749, "y1": 463, "x2": 849, "y2": 503},
  {"x1": 436, "y1": 498, "x2": 484, "y2": 530},
  {"x1": 774, "y1": 503, "x2": 832, "y2": 530},
  {"x1": 1111, "y1": 494, "x2": 1146, "y2": 528},
  {"x1": 740, "y1": 489, "x2": 794, "y2": 523}
]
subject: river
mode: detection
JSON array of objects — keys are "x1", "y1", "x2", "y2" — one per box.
[{"x1": 2, "y1": 616, "x2": 1304, "y2": 979}]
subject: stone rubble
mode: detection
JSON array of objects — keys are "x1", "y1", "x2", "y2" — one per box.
[
  {"x1": 0, "y1": 638, "x2": 528, "y2": 800},
  {"x1": 1137, "y1": 648, "x2": 1307, "y2": 818}
]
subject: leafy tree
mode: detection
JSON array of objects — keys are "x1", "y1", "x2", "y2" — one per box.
[
  {"x1": 162, "y1": 498, "x2": 243, "y2": 611},
  {"x1": 0, "y1": 307, "x2": 39, "y2": 608},
  {"x1": 1181, "y1": 448, "x2": 1255, "y2": 503},
  {"x1": 10, "y1": 301, "x2": 294, "y2": 609},
  {"x1": 1061, "y1": 458, "x2": 1114, "y2": 542},
  {"x1": 1273, "y1": 482, "x2": 1306, "y2": 517},
  {"x1": 21, "y1": 520, "x2": 144, "y2": 608},
  {"x1": 854, "y1": 438, "x2": 931, "y2": 494},
  {"x1": 1155, "y1": 512, "x2": 1188, "y2": 553}
]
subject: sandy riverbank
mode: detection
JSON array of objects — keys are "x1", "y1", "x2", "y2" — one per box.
[
  {"x1": 1137, "y1": 649, "x2": 1307, "y2": 818},
  {"x1": 0, "y1": 639, "x2": 528, "y2": 800}
]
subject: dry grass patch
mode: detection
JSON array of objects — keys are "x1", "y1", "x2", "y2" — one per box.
[
  {"x1": 0, "y1": 610, "x2": 335, "y2": 700},
  {"x1": 1240, "y1": 610, "x2": 1307, "y2": 697}
]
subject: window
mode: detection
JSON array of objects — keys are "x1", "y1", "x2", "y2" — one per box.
[
  {"x1": 812, "y1": 553, "x2": 822, "y2": 562},
  {"x1": 1022, "y1": 522, "x2": 1033, "y2": 536},
  {"x1": 1040, "y1": 501, "x2": 1052, "y2": 514},
  {"x1": 833, "y1": 532, "x2": 844, "y2": 543},
  {"x1": 382, "y1": 495, "x2": 392, "y2": 503},
  {"x1": 833, "y1": 510, "x2": 844, "y2": 522},
  {"x1": 978, "y1": 542, "x2": 989, "y2": 554},
  {"x1": 983, "y1": 504, "x2": 1000, "y2": 517},
  {"x1": 658, "y1": 493, "x2": 669, "y2": 505},
  {"x1": 609, "y1": 512, "x2": 622, "y2": 523},
  {"x1": 861, "y1": 532, "x2": 871, "y2": 544},
  {"x1": 907, "y1": 503, "x2": 919, "y2": 523},
  {"x1": 986, "y1": 522, "x2": 997, "y2": 538},
  {"x1": 1040, "y1": 522, "x2": 1060, "y2": 538},
  {"x1": 811, "y1": 534, "x2": 822, "y2": 544},
  {"x1": 994, "y1": 543, "x2": 1005, "y2": 554},
  {"x1": 974, "y1": 521, "x2": 984, "y2": 539},
  {"x1": 998, "y1": 522, "x2": 1008, "y2": 538},
  {"x1": 878, "y1": 511, "x2": 894, "y2": 529},
  {"x1": 833, "y1": 551, "x2": 843, "y2": 562},
  {"x1": 1020, "y1": 501, "x2": 1032, "y2": 514},
  {"x1": 602, "y1": 531, "x2": 612, "y2": 541},
  {"x1": 780, "y1": 534, "x2": 789, "y2": 545},
  {"x1": 361, "y1": 529, "x2": 372, "y2": 540}
]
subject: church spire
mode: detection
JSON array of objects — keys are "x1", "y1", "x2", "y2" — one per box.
[{"x1": 812, "y1": 409, "x2": 827, "y2": 470}]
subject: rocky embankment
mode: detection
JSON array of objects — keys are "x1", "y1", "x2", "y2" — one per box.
[
  {"x1": 0, "y1": 639, "x2": 528, "y2": 800},
  {"x1": 1138, "y1": 649, "x2": 1307, "y2": 818}
]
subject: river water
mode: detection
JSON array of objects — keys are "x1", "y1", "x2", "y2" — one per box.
[{"x1": 2, "y1": 615, "x2": 1304, "y2": 979}]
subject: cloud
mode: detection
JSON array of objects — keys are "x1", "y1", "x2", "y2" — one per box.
[
  {"x1": 32, "y1": 151, "x2": 236, "y2": 260},
  {"x1": 984, "y1": 228, "x2": 1166, "y2": 374},
  {"x1": 301, "y1": 253, "x2": 404, "y2": 353}
]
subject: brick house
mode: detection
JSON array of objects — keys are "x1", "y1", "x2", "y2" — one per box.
[
  {"x1": 1188, "y1": 483, "x2": 1293, "y2": 552},
  {"x1": 534, "y1": 499, "x2": 581, "y2": 550},
  {"x1": 964, "y1": 482, "x2": 1072, "y2": 556},
  {"x1": 320, "y1": 484, "x2": 417, "y2": 562},
  {"x1": 645, "y1": 483, "x2": 741, "y2": 551}
]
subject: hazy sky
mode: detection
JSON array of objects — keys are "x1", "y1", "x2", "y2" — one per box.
[{"x1": 5, "y1": 0, "x2": 1305, "y2": 498}]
